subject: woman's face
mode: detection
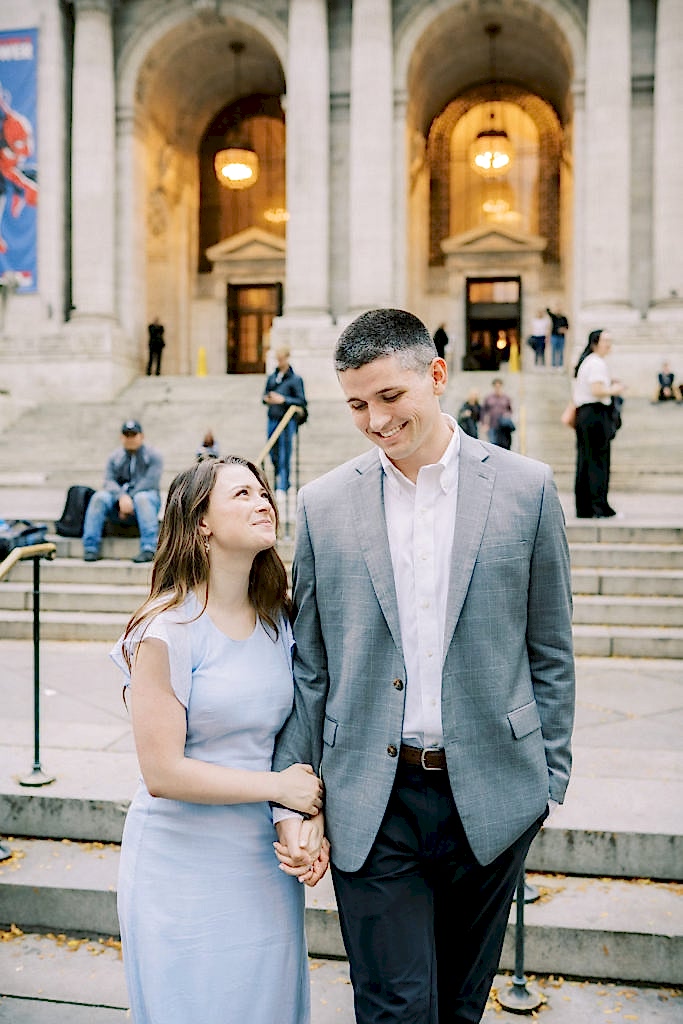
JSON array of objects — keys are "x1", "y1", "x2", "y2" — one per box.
[
  {"x1": 200, "y1": 464, "x2": 276, "y2": 557},
  {"x1": 595, "y1": 331, "x2": 612, "y2": 357}
]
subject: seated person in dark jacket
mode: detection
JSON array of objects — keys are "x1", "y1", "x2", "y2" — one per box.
[
  {"x1": 82, "y1": 420, "x2": 163, "y2": 563},
  {"x1": 262, "y1": 346, "x2": 307, "y2": 508},
  {"x1": 656, "y1": 361, "x2": 681, "y2": 402},
  {"x1": 457, "y1": 388, "x2": 481, "y2": 438}
]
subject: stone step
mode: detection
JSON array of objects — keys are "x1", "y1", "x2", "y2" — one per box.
[
  {"x1": 0, "y1": 748, "x2": 679, "y2": 883},
  {"x1": 570, "y1": 543, "x2": 683, "y2": 570},
  {"x1": 572, "y1": 568, "x2": 683, "y2": 596},
  {"x1": 572, "y1": 594, "x2": 683, "y2": 627},
  {"x1": 0, "y1": 839, "x2": 680, "y2": 985},
  {"x1": 0, "y1": 582, "x2": 148, "y2": 615},
  {"x1": 2, "y1": 791, "x2": 679, "y2": 883},
  {"x1": 572, "y1": 624, "x2": 683, "y2": 658},
  {"x1": 2, "y1": 940, "x2": 681, "y2": 1024},
  {"x1": 3, "y1": 611, "x2": 683, "y2": 656}
]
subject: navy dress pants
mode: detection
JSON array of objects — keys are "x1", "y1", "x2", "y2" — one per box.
[{"x1": 331, "y1": 762, "x2": 546, "y2": 1024}]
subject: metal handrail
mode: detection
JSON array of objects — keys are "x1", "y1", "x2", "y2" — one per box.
[
  {"x1": 0, "y1": 540, "x2": 56, "y2": 581},
  {"x1": 0, "y1": 541, "x2": 57, "y2": 787},
  {"x1": 256, "y1": 405, "x2": 303, "y2": 541},
  {"x1": 254, "y1": 404, "x2": 303, "y2": 466}
]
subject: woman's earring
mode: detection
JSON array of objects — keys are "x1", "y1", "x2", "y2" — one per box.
[{"x1": 202, "y1": 535, "x2": 210, "y2": 556}]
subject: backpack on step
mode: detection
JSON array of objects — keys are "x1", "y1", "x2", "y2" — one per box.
[
  {"x1": 0, "y1": 519, "x2": 49, "y2": 561},
  {"x1": 54, "y1": 485, "x2": 95, "y2": 538}
]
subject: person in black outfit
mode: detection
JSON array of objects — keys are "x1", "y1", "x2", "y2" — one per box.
[
  {"x1": 546, "y1": 307, "x2": 569, "y2": 369},
  {"x1": 147, "y1": 318, "x2": 165, "y2": 376},
  {"x1": 656, "y1": 361, "x2": 680, "y2": 402},
  {"x1": 263, "y1": 346, "x2": 307, "y2": 510},
  {"x1": 432, "y1": 323, "x2": 449, "y2": 359}
]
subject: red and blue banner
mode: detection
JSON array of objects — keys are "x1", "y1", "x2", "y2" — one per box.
[{"x1": 0, "y1": 28, "x2": 38, "y2": 292}]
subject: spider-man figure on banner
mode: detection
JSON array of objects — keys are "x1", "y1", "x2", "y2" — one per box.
[{"x1": 0, "y1": 87, "x2": 38, "y2": 255}]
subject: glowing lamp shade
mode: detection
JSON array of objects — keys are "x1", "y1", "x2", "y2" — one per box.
[
  {"x1": 214, "y1": 148, "x2": 259, "y2": 190},
  {"x1": 469, "y1": 128, "x2": 513, "y2": 178}
]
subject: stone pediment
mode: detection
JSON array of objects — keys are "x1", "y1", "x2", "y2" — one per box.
[
  {"x1": 205, "y1": 227, "x2": 286, "y2": 265},
  {"x1": 441, "y1": 225, "x2": 547, "y2": 257}
]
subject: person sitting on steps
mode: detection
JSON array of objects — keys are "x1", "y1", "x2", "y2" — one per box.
[{"x1": 82, "y1": 420, "x2": 163, "y2": 563}]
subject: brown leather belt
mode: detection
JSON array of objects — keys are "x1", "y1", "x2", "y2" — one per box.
[{"x1": 399, "y1": 745, "x2": 447, "y2": 771}]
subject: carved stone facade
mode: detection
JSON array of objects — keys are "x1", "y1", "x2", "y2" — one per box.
[{"x1": 0, "y1": 0, "x2": 680, "y2": 400}]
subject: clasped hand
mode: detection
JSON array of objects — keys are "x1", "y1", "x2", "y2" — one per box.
[
  {"x1": 274, "y1": 815, "x2": 330, "y2": 888},
  {"x1": 277, "y1": 763, "x2": 323, "y2": 817}
]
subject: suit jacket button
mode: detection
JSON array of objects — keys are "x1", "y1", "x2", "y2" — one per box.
[
  {"x1": 393, "y1": 678, "x2": 404, "y2": 690},
  {"x1": 387, "y1": 745, "x2": 398, "y2": 757}
]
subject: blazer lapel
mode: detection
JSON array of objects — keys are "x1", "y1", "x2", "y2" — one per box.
[
  {"x1": 443, "y1": 436, "x2": 495, "y2": 655},
  {"x1": 350, "y1": 452, "x2": 403, "y2": 652}
]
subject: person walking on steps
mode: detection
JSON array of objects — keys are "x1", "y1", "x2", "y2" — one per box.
[
  {"x1": 263, "y1": 346, "x2": 307, "y2": 518},
  {"x1": 272, "y1": 307, "x2": 575, "y2": 1024},
  {"x1": 82, "y1": 420, "x2": 163, "y2": 563}
]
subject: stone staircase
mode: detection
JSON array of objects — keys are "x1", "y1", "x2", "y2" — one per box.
[
  {"x1": 1, "y1": 371, "x2": 682, "y2": 993},
  {"x1": 2, "y1": 523, "x2": 682, "y2": 658}
]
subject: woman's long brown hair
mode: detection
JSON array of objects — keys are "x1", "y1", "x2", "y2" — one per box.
[{"x1": 121, "y1": 456, "x2": 290, "y2": 668}]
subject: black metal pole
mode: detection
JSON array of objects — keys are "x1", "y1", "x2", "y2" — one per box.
[
  {"x1": 497, "y1": 864, "x2": 542, "y2": 1013},
  {"x1": 19, "y1": 554, "x2": 55, "y2": 787}
]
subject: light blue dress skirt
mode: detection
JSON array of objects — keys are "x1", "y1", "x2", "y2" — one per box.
[{"x1": 112, "y1": 598, "x2": 309, "y2": 1024}]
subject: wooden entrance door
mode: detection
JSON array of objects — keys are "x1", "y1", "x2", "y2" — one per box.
[
  {"x1": 464, "y1": 277, "x2": 521, "y2": 371},
  {"x1": 227, "y1": 284, "x2": 283, "y2": 373}
]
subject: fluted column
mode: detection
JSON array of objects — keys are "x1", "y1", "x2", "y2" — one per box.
[
  {"x1": 348, "y1": 0, "x2": 393, "y2": 312},
  {"x1": 284, "y1": 0, "x2": 329, "y2": 316},
  {"x1": 651, "y1": 0, "x2": 683, "y2": 311},
  {"x1": 582, "y1": 0, "x2": 632, "y2": 311},
  {"x1": 71, "y1": 0, "x2": 115, "y2": 319}
]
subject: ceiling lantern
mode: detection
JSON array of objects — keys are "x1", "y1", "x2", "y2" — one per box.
[
  {"x1": 215, "y1": 41, "x2": 259, "y2": 191},
  {"x1": 469, "y1": 24, "x2": 514, "y2": 179},
  {"x1": 214, "y1": 148, "x2": 259, "y2": 189}
]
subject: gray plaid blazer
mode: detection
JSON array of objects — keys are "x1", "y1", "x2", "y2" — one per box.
[{"x1": 273, "y1": 432, "x2": 575, "y2": 871}]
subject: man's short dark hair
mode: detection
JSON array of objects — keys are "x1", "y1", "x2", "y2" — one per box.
[{"x1": 334, "y1": 309, "x2": 437, "y2": 374}]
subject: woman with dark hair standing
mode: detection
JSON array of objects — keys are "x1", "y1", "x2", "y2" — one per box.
[
  {"x1": 573, "y1": 329, "x2": 624, "y2": 518},
  {"x1": 111, "y1": 456, "x2": 326, "y2": 1024}
]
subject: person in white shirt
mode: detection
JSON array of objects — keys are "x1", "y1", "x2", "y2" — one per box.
[
  {"x1": 572, "y1": 329, "x2": 625, "y2": 518},
  {"x1": 528, "y1": 309, "x2": 549, "y2": 366},
  {"x1": 272, "y1": 308, "x2": 575, "y2": 1024}
]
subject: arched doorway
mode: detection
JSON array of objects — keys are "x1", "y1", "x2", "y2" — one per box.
[
  {"x1": 116, "y1": 10, "x2": 287, "y2": 376},
  {"x1": 399, "y1": 0, "x2": 576, "y2": 370}
]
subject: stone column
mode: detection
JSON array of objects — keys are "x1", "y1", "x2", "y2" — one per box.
[
  {"x1": 284, "y1": 0, "x2": 329, "y2": 317},
  {"x1": 348, "y1": 0, "x2": 393, "y2": 312},
  {"x1": 71, "y1": 0, "x2": 116, "y2": 320},
  {"x1": 651, "y1": 0, "x2": 683, "y2": 312},
  {"x1": 581, "y1": 0, "x2": 633, "y2": 313}
]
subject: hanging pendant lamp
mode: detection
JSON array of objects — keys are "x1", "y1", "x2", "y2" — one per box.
[
  {"x1": 469, "y1": 24, "x2": 514, "y2": 179},
  {"x1": 215, "y1": 42, "x2": 260, "y2": 190}
]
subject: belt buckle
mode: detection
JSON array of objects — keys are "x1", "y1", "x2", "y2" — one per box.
[{"x1": 420, "y1": 747, "x2": 443, "y2": 771}]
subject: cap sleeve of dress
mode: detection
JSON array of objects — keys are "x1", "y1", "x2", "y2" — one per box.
[{"x1": 110, "y1": 602, "x2": 193, "y2": 708}]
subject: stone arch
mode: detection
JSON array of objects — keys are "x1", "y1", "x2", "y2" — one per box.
[{"x1": 428, "y1": 88, "x2": 563, "y2": 265}]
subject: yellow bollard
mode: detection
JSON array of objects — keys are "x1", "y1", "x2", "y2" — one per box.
[
  {"x1": 509, "y1": 339, "x2": 520, "y2": 373},
  {"x1": 196, "y1": 346, "x2": 207, "y2": 377}
]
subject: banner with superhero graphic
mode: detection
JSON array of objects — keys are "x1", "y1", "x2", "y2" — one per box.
[{"x1": 0, "y1": 28, "x2": 38, "y2": 292}]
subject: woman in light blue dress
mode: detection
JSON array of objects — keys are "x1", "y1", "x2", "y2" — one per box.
[{"x1": 111, "y1": 456, "x2": 327, "y2": 1024}]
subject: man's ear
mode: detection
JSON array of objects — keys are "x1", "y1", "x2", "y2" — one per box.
[{"x1": 432, "y1": 357, "x2": 448, "y2": 395}]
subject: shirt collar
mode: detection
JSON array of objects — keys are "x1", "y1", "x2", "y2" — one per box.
[{"x1": 379, "y1": 414, "x2": 460, "y2": 495}]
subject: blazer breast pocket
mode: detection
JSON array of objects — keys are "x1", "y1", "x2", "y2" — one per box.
[
  {"x1": 477, "y1": 539, "x2": 528, "y2": 566},
  {"x1": 507, "y1": 700, "x2": 542, "y2": 740}
]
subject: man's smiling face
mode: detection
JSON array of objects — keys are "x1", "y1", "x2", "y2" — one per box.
[{"x1": 338, "y1": 353, "x2": 449, "y2": 478}]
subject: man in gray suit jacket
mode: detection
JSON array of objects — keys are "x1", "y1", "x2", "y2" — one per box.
[{"x1": 273, "y1": 309, "x2": 575, "y2": 1024}]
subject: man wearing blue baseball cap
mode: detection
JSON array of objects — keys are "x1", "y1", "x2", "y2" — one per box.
[{"x1": 82, "y1": 420, "x2": 163, "y2": 563}]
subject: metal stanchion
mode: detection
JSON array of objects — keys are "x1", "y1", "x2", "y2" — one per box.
[
  {"x1": 497, "y1": 864, "x2": 543, "y2": 1014},
  {"x1": 19, "y1": 554, "x2": 55, "y2": 787}
]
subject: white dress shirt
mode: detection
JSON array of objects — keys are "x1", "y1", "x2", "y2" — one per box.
[{"x1": 380, "y1": 415, "x2": 459, "y2": 749}]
